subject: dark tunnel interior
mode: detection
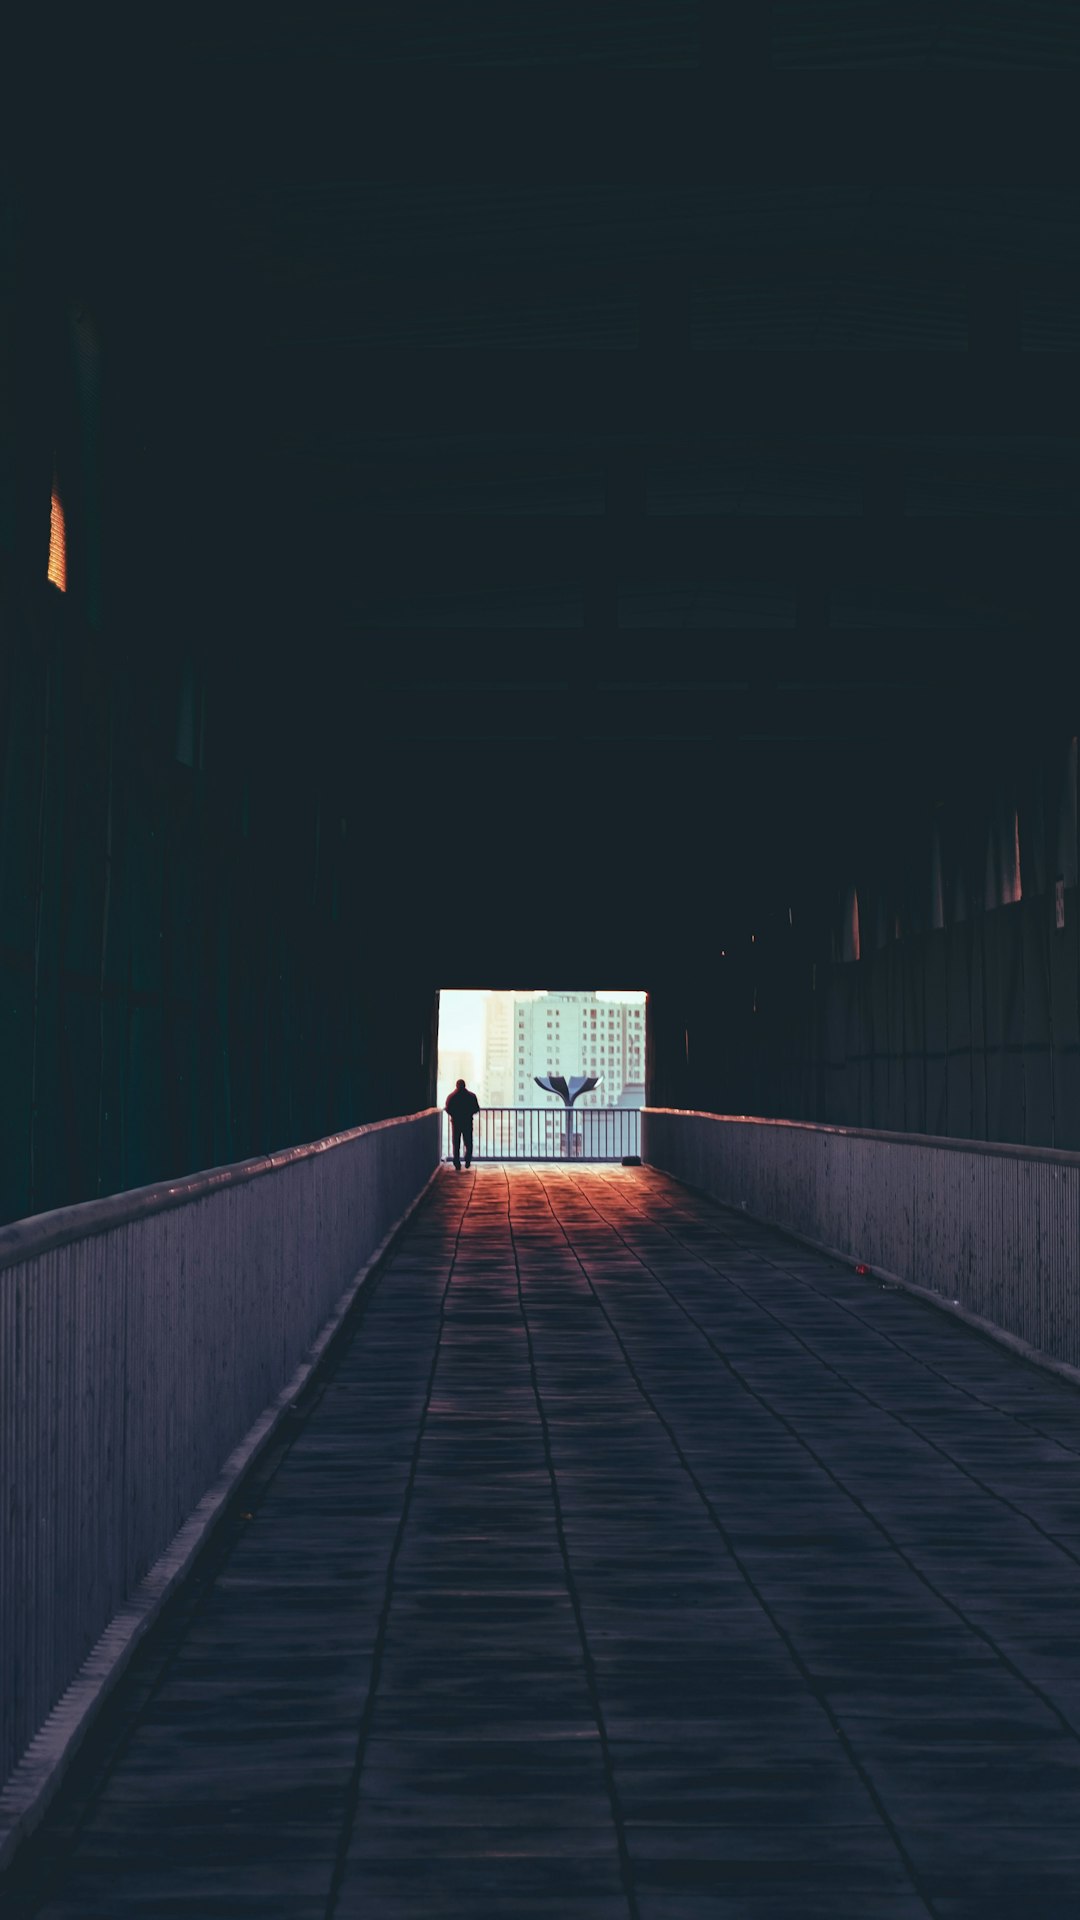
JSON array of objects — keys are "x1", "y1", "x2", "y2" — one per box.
[{"x1": 3, "y1": 11, "x2": 1080, "y2": 1224}]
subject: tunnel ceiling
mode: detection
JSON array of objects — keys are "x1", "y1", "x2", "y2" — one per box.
[{"x1": 30, "y1": 9, "x2": 1080, "y2": 982}]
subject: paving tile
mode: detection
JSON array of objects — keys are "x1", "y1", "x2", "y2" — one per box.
[
  {"x1": 11, "y1": 1164, "x2": 1080, "y2": 1918},
  {"x1": 334, "y1": 1852, "x2": 627, "y2": 1910},
  {"x1": 634, "y1": 1894, "x2": 928, "y2": 1920}
]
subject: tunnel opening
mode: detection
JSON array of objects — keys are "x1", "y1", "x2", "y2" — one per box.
[{"x1": 437, "y1": 988, "x2": 648, "y2": 1162}]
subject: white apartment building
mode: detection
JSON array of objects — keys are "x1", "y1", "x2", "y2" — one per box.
[{"x1": 512, "y1": 993, "x2": 645, "y2": 1108}]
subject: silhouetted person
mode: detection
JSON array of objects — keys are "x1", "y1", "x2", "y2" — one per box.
[{"x1": 444, "y1": 1077, "x2": 480, "y2": 1170}]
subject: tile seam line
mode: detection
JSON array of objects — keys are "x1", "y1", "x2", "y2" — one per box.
[
  {"x1": 526, "y1": 1159, "x2": 941, "y2": 1912},
  {"x1": 504, "y1": 1166, "x2": 641, "y2": 1920},
  {"x1": 598, "y1": 1166, "x2": 1080, "y2": 1462},
  {"x1": 323, "y1": 1172, "x2": 477, "y2": 1920},
  {"x1": 527, "y1": 1165, "x2": 941, "y2": 1919},
  {"x1": 593, "y1": 1177, "x2": 1080, "y2": 1570},
  {"x1": 566, "y1": 1171, "x2": 1080, "y2": 1748}
]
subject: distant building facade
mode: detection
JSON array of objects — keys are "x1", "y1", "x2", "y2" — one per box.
[
  {"x1": 512, "y1": 992, "x2": 645, "y2": 1109},
  {"x1": 439, "y1": 1048, "x2": 475, "y2": 1098}
]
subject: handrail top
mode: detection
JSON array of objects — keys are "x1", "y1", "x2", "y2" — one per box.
[
  {"x1": 0, "y1": 1110, "x2": 439, "y2": 1273},
  {"x1": 645, "y1": 1107, "x2": 1080, "y2": 1172}
]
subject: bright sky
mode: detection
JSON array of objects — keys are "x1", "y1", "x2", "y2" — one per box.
[{"x1": 438, "y1": 989, "x2": 646, "y2": 1059}]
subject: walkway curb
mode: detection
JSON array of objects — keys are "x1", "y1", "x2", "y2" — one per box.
[{"x1": 0, "y1": 1165, "x2": 442, "y2": 1876}]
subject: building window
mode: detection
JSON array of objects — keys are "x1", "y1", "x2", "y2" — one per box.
[
  {"x1": 985, "y1": 802, "x2": 1023, "y2": 909},
  {"x1": 930, "y1": 826, "x2": 945, "y2": 931},
  {"x1": 841, "y1": 885, "x2": 861, "y2": 963},
  {"x1": 47, "y1": 477, "x2": 66, "y2": 592}
]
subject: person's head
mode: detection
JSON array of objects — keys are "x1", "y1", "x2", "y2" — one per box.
[{"x1": 455, "y1": 1078, "x2": 466, "y2": 1090}]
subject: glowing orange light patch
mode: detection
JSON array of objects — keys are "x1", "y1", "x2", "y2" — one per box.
[{"x1": 48, "y1": 484, "x2": 66, "y2": 591}]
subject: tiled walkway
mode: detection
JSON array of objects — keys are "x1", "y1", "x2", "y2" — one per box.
[{"x1": 9, "y1": 1165, "x2": 1080, "y2": 1919}]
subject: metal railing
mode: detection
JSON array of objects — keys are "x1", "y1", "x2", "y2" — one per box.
[
  {"x1": 642, "y1": 1108, "x2": 1080, "y2": 1375},
  {"x1": 0, "y1": 1110, "x2": 440, "y2": 1808},
  {"x1": 442, "y1": 1106, "x2": 641, "y2": 1162}
]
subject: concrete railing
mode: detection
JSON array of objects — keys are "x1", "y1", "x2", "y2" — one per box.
[
  {"x1": 0, "y1": 1109, "x2": 440, "y2": 1816},
  {"x1": 642, "y1": 1109, "x2": 1080, "y2": 1377}
]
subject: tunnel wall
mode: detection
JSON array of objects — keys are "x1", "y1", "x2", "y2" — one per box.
[
  {"x1": 643, "y1": 1108, "x2": 1080, "y2": 1376},
  {"x1": 646, "y1": 731, "x2": 1080, "y2": 1151},
  {"x1": 1, "y1": 210, "x2": 440, "y2": 1231},
  {"x1": 0, "y1": 1109, "x2": 439, "y2": 1814},
  {"x1": 0, "y1": 606, "x2": 440, "y2": 1228}
]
